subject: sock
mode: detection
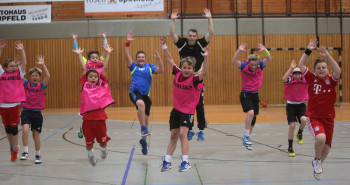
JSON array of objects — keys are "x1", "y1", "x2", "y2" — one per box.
[
  {"x1": 36, "y1": 150, "x2": 41, "y2": 156},
  {"x1": 165, "y1": 155, "x2": 172, "y2": 162},
  {"x1": 10, "y1": 144, "x2": 13, "y2": 149},
  {"x1": 13, "y1": 145, "x2": 18, "y2": 151},
  {"x1": 87, "y1": 149, "x2": 94, "y2": 157},
  {"x1": 288, "y1": 139, "x2": 293, "y2": 148},
  {"x1": 24, "y1": 146, "x2": 29, "y2": 153},
  {"x1": 298, "y1": 129, "x2": 303, "y2": 134},
  {"x1": 244, "y1": 129, "x2": 250, "y2": 137},
  {"x1": 101, "y1": 147, "x2": 107, "y2": 152},
  {"x1": 141, "y1": 138, "x2": 146, "y2": 142},
  {"x1": 182, "y1": 155, "x2": 189, "y2": 162}
]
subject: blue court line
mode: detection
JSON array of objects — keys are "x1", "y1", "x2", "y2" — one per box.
[
  {"x1": 43, "y1": 116, "x2": 80, "y2": 142},
  {"x1": 263, "y1": 110, "x2": 287, "y2": 121},
  {"x1": 121, "y1": 145, "x2": 135, "y2": 185}
]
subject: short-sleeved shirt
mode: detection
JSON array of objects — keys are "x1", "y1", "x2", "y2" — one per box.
[
  {"x1": 129, "y1": 62, "x2": 158, "y2": 96},
  {"x1": 175, "y1": 37, "x2": 209, "y2": 72},
  {"x1": 22, "y1": 79, "x2": 48, "y2": 111},
  {"x1": 303, "y1": 68, "x2": 338, "y2": 118}
]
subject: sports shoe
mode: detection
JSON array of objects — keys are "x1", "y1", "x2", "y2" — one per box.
[
  {"x1": 11, "y1": 146, "x2": 20, "y2": 162},
  {"x1": 35, "y1": 155, "x2": 42, "y2": 164},
  {"x1": 179, "y1": 161, "x2": 191, "y2": 172},
  {"x1": 187, "y1": 130, "x2": 195, "y2": 141},
  {"x1": 314, "y1": 171, "x2": 321, "y2": 180},
  {"x1": 312, "y1": 159, "x2": 323, "y2": 174},
  {"x1": 288, "y1": 147, "x2": 295, "y2": 157},
  {"x1": 78, "y1": 127, "x2": 84, "y2": 139},
  {"x1": 88, "y1": 154, "x2": 97, "y2": 167},
  {"x1": 297, "y1": 133, "x2": 303, "y2": 145},
  {"x1": 101, "y1": 149, "x2": 108, "y2": 159},
  {"x1": 242, "y1": 136, "x2": 252, "y2": 150},
  {"x1": 139, "y1": 139, "x2": 148, "y2": 155},
  {"x1": 197, "y1": 130, "x2": 204, "y2": 141},
  {"x1": 161, "y1": 160, "x2": 172, "y2": 172},
  {"x1": 141, "y1": 126, "x2": 150, "y2": 136},
  {"x1": 20, "y1": 152, "x2": 29, "y2": 160}
]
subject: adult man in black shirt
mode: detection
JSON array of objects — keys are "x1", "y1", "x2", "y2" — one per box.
[{"x1": 170, "y1": 8, "x2": 214, "y2": 141}]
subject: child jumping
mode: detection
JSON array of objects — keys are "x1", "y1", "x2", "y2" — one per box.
[
  {"x1": 282, "y1": 60, "x2": 308, "y2": 157},
  {"x1": 232, "y1": 43, "x2": 272, "y2": 150},
  {"x1": 124, "y1": 31, "x2": 164, "y2": 155},
  {"x1": 298, "y1": 39, "x2": 341, "y2": 180},
  {"x1": 160, "y1": 36, "x2": 209, "y2": 172},
  {"x1": 20, "y1": 55, "x2": 50, "y2": 164},
  {"x1": 0, "y1": 40, "x2": 27, "y2": 162},
  {"x1": 73, "y1": 45, "x2": 115, "y2": 167}
]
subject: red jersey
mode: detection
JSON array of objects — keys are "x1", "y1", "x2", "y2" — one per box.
[{"x1": 304, "y1": 68, "x2": 338, "y2": 118}]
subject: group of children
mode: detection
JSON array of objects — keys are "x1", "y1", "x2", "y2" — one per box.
[{"x1": 0, "y1": 8, "x2": 341, "y2": 180}]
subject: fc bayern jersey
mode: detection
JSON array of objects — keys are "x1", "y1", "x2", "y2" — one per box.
[{"x1": 304, "y1": 68, "x2": 338, "y2": 118}]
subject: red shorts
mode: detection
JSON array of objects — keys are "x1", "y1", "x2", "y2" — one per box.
[
  {"x1": 0, "y1": 105, "x2": 20, "y2": 127},
  {"x1": 307, "y1": 117, "x2": 334, "y2": 147},
  {"x1": 82, "y1": 120, "x2": 111, "y2": 147}
]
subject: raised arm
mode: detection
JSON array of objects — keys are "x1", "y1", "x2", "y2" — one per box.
[
  {"x1": 161, "y1": 36, "x2": 175, "y2": 68},
  {"x1": 319, "y1": 46, "x2": 341, "y2": 80},
  {"x1": 72, "y1": 32, "x2": 79, "y2": 50},
  {"x1": 15, "y1": 41, "x2": 27, "y2": 72},
  {"x1": 36, "y1": 55, "x2": 50, "y2": 86},
  {"x1": 283, "y1": 60, "x2": 296, "y2": 83},
  {"x1": 170, "y1": 9, "x2": 179, "y2": 43},
  {"x1": 256, "y1": 43, "x2": 271, "y2": 67},
  {"x1": 203, "y1": 8, "x2": 214, "y2": 42},
  {"x1": 198, "y1": 47, "x2": 209, "y2": 81},
  {"x1": 101, "y1": 45, "x2": 113, "y2": 77},
  {"x1": 99, "y1": 32, "x2": 108, "y2": 59},
  {"x1": 232, "y1": 43, "x2": 247, "y2": 68},
  {"x1": 299, "y1": 39, "x2": 318, "y2": 73},
  {"x1": 0, "y1": 39, "x2": 6, "y2": 59},
  {"x1": 124, "y1": 31, "x2": 134, "y2": 68},
  {"x1": 153, "y1": 49, "x2": 164, "y2": 74},
  {"x1": 72, "y1": 48, "x2": 86, "y2": 75}
]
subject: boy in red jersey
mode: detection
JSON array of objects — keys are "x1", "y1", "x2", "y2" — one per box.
[{"x1": 298, "y1": 39, "x2": 341, "y2": 180}]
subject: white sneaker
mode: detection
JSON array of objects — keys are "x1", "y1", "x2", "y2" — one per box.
[
  {"x1": 35, "y1": 155, "x2": 42, "y2": 164},
  {"x1": 20, "y1": 152, "x2": 29, "y2": 160},
  {"x1": 101, "y1": 149, "x2": 108, "y2": 160},
  {"x1": 88, "y1": 154, "x2": 97, "y2": 167},
  {"x1": 312, "y1": 159, "x2": 323, "y2": 174},
  {"x1": 314, "y1": 171, "x2": 321, "y2": 180}
]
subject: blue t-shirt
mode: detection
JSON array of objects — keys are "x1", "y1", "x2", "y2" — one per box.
[
  {"x1": 240, "y1": 61, "x2": 265, "y2": 71},
  {"x1": 23, "y1": 79, "x2": 47, "y2": 111},
  {"x1": 129, "y1": 62, "x2": 158, "y2": 96}
]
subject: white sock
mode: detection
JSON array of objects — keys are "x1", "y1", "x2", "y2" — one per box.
[
  {"x1": 36, "y1": 150, "x2": 40, "y2": 156},
  {"x1": 244, "y1": 129, "x2": 250, "y2": 137},
  {"x1": 87, "y1": 149, "x2": 94, "y2": 157},
  {"x1": 24, "y1": 146, "x2": 29, "y2": 153},
  {"x1": 182, "y1": 155, "x2": 189, "y2": 162},
  {"x1": 101, "y1": 147, "x2": 107, "y2": 152},
  {"x1": 165, "y1": 155, "x2": 171, "y2": 162}
]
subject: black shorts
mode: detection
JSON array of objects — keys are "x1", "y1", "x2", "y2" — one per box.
[
  {"x1": 169, "y1": 108, "x2": 194, "y2": 130},
  {"x1": 240, "y1": 92, "x2": 260, "y2": 115},
  {"x1": 20, "y1": 110, "x2": 43, "y2": 133},
  {"x1": 129, "y1": 91, "x2": 152, "y2": 116},
  {"x1": 286, "y1": 103, "x2": 306, "y2": 124}
]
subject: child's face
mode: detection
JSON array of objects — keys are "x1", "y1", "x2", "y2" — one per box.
[
  {"x1": 292, "y1": 73, "x2": 302, "y2": 80},
  {"x1": 30, "y1": 72, "x2": 41, "y2": 84},
  {"x1": 314, "y1": 62, "x2": 329, "y2": 78},
  {"x1": 136, "y1": 53, "x2": 146, "y2": 66},
  {"x1": 248, "y1": 60, "x2": 259, "y2": 71},
  {"x1": 5, "y1": 61, "x2": 17, "y2": 73},
  {"x1": 87, "y1": 72, "x2": 99, "y2": 85},
  {"x1": 181, "y1": 62, "x2": 194, "y2": 78},
  {"x1": 89, "y1": 53, "x2": 100, "y2": 63}
]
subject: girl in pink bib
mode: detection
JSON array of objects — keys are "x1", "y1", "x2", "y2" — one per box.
[{"x1": 160, "y1": 36, "x2": 209, "y2": 172}]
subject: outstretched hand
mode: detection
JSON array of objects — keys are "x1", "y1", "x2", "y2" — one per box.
[
  {"x1": 71, "y1": 32, "x2": 78, "y2": 41},
  {"x1": 0, "y1": 39, "x2": 6, "y2": 49},
  {"x1": 160, "y1": 36, "x2": 167, "y2": 45},
  {"x1": 201, "y1": 47, "x2": 210, "y2": 57},
  {"x1": 104, "y1": 45, "x2": 113, "y2": 54},
  {"x1": 308, "y1": 39, "x2": 318, "y2": 50},
  {"x1": 154, "y1": 49, "x2": 161, "y2": 60},
  {"x1": 171, "y1": 9, "x2": 179, "y2": 19},
  {"x1": 290, "y1": 60, "x2": 296, "y2": 68},
  {"x1": 36, "y1": 55, "x2": 45, "y2": 65},
  {"x1": 319, "y1": 45, "x2": 329, "y2": 57},
  {"x1": 99, "y1": 32, "x2": 107, "y2": 39},
  {"x1": 126, "y1": 31, "x2": 134, "y2": 42},
  {"x1": 72, "y1": 48, "x2": 84, "y2": 55},
  {"x1": 203, "y1": 8, "x2": 212, "y2": 18},
  {"x1": 238, "y1": 43, "x2": 247, "y2": 51},
  {"x1": 15, "y1": 41, "x2": 24, "y2": 50},
  {"x1": 256, "y1": 43, "x2": 266, "y2": 52}
]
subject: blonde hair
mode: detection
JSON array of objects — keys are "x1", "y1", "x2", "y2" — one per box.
[
  {"x1": 180, "y1": 57, "x2": 196, "y2": 68},
  {"x1": 248, "y1": 54, "x2": 260, "y2": 62},
  {"x1": 29, "y1": 67, "x2": 42, "y2": 77}
]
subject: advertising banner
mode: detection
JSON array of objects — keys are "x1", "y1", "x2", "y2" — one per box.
[
  {"x1": 85, "y1": 0, "x2": 164, "y2": 14},
  {"x1": 0, "y1": 5, "x2": 51, "y2": 24}
]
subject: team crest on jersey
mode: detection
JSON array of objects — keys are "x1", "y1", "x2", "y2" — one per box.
[
  {"x1": 315, "y1": 126, "x2": 320, "y2": 131},
  {"x1": 326, "y1": 80, "x2": 330, "y2": 85},
  {"x1": 314, "y1": 79, "x2": 318, "y2": 83}
]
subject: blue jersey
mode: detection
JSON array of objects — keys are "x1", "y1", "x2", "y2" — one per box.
[{"x1": 129, "y1": 62, "x2": 158, "y2": 96}]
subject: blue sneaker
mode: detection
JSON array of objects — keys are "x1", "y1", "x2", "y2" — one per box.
[
  {"x1": 141, "y1": 126, "x2": 150, "y2": 136},
  {"x1": 242, "y1": 135, "x2": 252, "y2": 150},
  {"x1": 161, "y1": 160, "x2": 172, "y2": 172},
  {"x1": 187, "y1": 130, "x2": 195, "y2": 141},
  {"x1": 197, "y1": 130, "x2": 204, "y2": 141},
  {"x1": 78, "y1": 127, "x2": 84, "y2": 139},
  {"x1": 179, "y1": 161, "x2": 191, "y2": 172},
  {"x1": 139, "y1": 139, "x2": 148, "y2": 155}
]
